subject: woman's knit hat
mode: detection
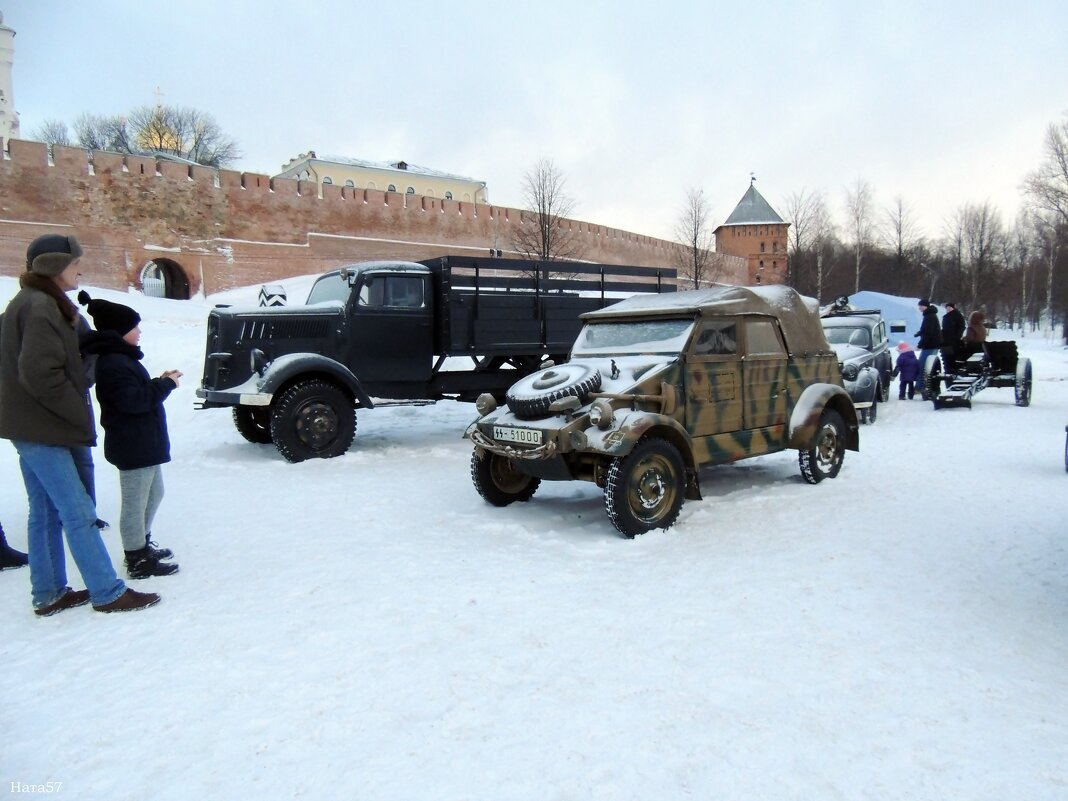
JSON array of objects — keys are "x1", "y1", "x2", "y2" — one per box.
[
  {"x1": 26, "y1": 234, "x2": 83, "y2": 277},
  {"x1": 77, "y1": 291, "x2": 141, "y2": 336},
  {"x1": 896, "y1": 341, "x2": 912, "y2": 352}
]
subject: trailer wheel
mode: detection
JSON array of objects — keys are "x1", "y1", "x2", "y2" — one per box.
[
  {"x1": 506, "y1": 363, "x2": 602, "y2": 419},
  {"x1": 1014, "y1": 357, "x2": 1033, "y2": 407},
  {"x1": 921, "y1": 355, "x2": 941, "y2": 402},
  {"x1": 470, "y1": 449, "x2": 540, "y2": 506},
  {"x1": 270, "y1": 379, "x2": 356, "y2": 463},
  {"x1": 232, "y1": 406, "x2": 272, "y2": 444},
  {"x1": 604, "y1": 438, "x2": 685, "y2": 538},
  {"x1": 799, "y1": 409, "x2": 846, "y2": 484}
]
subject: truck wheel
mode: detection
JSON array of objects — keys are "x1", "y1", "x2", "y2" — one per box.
[
  {"x1": 270, "y1": 380, "x2": 356, "y2": 463},
  {"x1": 604, "y1": 438, "x2": 685, "y2": 538},
  {"x1": 1014, "y1": 357, "x2": 1032, "y2": 407},
  {"x1": 799, "y1": 409, "x2": 846, "y2": 484},
  {"x1": 470, "y1": 449, "x2": 540, "y2": 506},
  {"x1": 506, "y1": 364, "x2": 602, "y2": 419},
  {"x1": 232, "y1": 406, "x2": 272, "y2": 444}
]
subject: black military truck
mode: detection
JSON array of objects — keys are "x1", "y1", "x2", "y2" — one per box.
[{"x1": 195, "y1": 256, "x2": 675, "y2": 462}]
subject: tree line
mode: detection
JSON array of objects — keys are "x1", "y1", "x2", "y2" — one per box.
[
  {"x1": 779, "y1": 113, "x2": 1068, "y2": 338},
  {"x1": 34, "y1": 104, "x2": 240, "y2": 168}
]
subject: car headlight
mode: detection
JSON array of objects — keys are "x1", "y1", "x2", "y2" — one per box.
[
  {"x1": 589, "y1": 398, "x2": 614, "y2": 429},
  {"x1": 475, "y1": 393, "x2": 497, "y2": 416},
  {"x1": 843, "y1": 364, "x2": 859, "y2": 381}
]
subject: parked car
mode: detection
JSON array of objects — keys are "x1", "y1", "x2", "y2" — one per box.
[
  {"x1": 466, "y1": 285, "x2": 858, "y2": 537},
  {"x1": 820, "y1": 297, "x2": 893, "y2": 423}
]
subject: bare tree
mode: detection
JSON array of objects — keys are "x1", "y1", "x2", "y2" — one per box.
[
  {"x1": 512, "y1": 159, "x2": 584, "y2": 264},
  {"x1": 1023, "y1": 112, "x2": 1068, "y2": 225},
  {"x1": 882, "y1": 196, "x2": 923, "y2": 272},
  {"x1": 810, "y1": 198, "x2": 836, "y2": 302},
  {"x1": 73, "y1": 113, "x2": 135, "y2": 153},
  {"x1": 844, "y1": 179, "x2": 875, "y2": 293},
  {"x1": 672, "y1": 187, "x2": 717, "y2": 288},
  {"x1": 128, "y1": 104, "x2": 240, "y2": 167},
  {"x1": 783, "y1": 187, "x2": 822, "y2": 258},
  {"x1": 960, "y1": 200, "x2": 1004, "y2": 310},
  {"x1": 31, "y1": 119, "x2": 70, "y2": 153}
]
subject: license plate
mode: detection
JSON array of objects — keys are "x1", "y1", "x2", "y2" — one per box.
[{"x1": 492, "y1": 425, "x2": 543, "y2": 446}]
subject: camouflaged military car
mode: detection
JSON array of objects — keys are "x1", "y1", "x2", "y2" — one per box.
[{"x1": 466, "y1": 284, "x2": 859, "y2": 537}]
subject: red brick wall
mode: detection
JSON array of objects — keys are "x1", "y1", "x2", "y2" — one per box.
[{"x1": 0, "y1": 138, "x2": 701, "y2": 296}]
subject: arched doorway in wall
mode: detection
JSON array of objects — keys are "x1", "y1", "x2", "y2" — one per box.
[{"x1": 140, "y1": 259, "x2": 190, "y2": 300}]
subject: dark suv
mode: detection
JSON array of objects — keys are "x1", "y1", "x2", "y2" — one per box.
[{"x1": 820, "y1": 298, "x2": 893, "y2": 423}]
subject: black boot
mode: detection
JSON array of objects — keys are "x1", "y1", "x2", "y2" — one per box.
[
  {"x1": 0, "y1": 525, "x2": 29, "y2": 571},
  {"x1": 125, "y1": 547, "x2": 180, "y2": 579},
  {"x1": 144, "y1": 535, "x2": 173, "y2": 561}
]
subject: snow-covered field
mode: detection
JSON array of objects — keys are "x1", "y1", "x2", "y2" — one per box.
[{"x1": 2, "y1": 275, "x2": 1067, "y2": 801}]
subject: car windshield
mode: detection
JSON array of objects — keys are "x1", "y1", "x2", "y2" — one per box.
[
  {"x1": 823, "y1": 326, "x2": 871, "y2": 348},
  {"x1": 572, "y1": 319, "x2": 695, "y2": 355},
  {"x1": 306, "y1": 274, "x2": 351, "y2": 305}
]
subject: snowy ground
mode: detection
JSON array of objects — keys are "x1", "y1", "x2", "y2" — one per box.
[{"x1": 2, "y1": 276, "x2": 1067, "y2": 801}]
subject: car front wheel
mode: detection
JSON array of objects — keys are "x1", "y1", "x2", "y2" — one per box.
[
  {"x1": 799, "y1": 409, "x2": 846, "y2": 484},
  {"x1": 470, "y1": 450, "x2": 541, "y2": 506},
  {"x1": 604, "y1": 438, "x2": 685, "y2": 538}
]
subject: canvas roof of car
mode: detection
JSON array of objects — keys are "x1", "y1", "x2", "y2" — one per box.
[{"x1": 583, "y1": 284, "x2": 834, "y2": 355}]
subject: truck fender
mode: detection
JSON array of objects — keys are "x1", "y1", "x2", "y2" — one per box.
[
  {"x1": 259, "y1": 353, "x2": 375, "y2": 410},
  {"x1": 788, "y1": 383, "x2": 858, "y2": 451},
  {"x1": 585, "y1": 412, "x2": 702, "y2": 501}
]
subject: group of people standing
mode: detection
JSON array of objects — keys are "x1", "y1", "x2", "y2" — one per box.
[
  {"x1": 0, "y1": 234, "x2": 182, "y2": 616},
  {"x1": 894, "y1": 298, "x2": 988, "y2": 400}
]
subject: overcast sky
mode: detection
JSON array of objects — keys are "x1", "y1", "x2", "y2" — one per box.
[{"x1": 4, "y1": 0, "x2": 1066, "y2": 245}]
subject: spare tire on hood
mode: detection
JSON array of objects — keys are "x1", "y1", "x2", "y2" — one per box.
[{"x1": 506, "y1": 363, "x2": 602, "y2": 419}]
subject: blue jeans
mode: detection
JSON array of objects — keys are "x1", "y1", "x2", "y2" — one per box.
[{"x1": 12, "y1": 440, "x2": 125, "y2": 609}]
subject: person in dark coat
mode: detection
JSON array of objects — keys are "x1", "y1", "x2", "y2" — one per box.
[
  {"x1": 892, "y1": 341, "x2": 921, "y2": 399},
  {"x1": 940, "y1": 301, "x2": 966, "y2": 372},
  {"x1": 914, "y1": 299, "x2": 942, "y2": 394},
  {"x1": 79, "y1": 292, "x2": 182, "y2": 580}
]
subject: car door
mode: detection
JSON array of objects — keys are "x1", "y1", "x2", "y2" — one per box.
[
  {"x1": 684, "y1": 318, "x2": 743, "y2": 437},
  {"x1": 741, "y1": 317, "x2": 789, "y2": 434}
]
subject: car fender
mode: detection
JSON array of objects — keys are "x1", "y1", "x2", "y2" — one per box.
[
  {"x1": 585, "y1": 411, "x2": 696, "y2": 465},
  {"x1": 260, "y1": 353, "x2": 375, "y2": 409},
  {"x1": 788, "y1": 383, "x2": 859, "y2": 451}
]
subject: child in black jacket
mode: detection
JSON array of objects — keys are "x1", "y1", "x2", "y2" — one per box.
[{"x1": 79, "y1": 293, "x2": 181, "y2": 579}]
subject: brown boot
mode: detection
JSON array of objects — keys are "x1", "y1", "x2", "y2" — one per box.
[
  {"x1": 93, "y1": 588, "x2": 161, "y2": 613},
  {"x1": 34, "y1": 588, "x2": 91, "y2": 617}
]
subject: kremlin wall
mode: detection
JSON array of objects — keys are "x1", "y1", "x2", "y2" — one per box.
[{"x1": 0, "y1": 137, "x2": 752, "y2": 299}]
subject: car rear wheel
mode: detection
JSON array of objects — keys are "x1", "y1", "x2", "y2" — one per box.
[
  {"x1": 604, "y1": 438, "x2": 685, "y2": 538},
  {"x1": 470, "y1": 450, "x2": 541, "y2": 506},
  {"x1": 799, "y1": 409, "x2": 846, "y2": 484}
]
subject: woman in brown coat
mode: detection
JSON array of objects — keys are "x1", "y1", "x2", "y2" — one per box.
[{"x1": 964, "y1": 310, "x2": 987, "y2": 344}]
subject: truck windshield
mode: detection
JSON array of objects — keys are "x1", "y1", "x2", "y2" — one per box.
[
  {"x1": 572, "y1": 319, "x2": 695, "y2": 355},
  {"x1": 306, "y1": 274, "x2": 351, "y2": 306}
]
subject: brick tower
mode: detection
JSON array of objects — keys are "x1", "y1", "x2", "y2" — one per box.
[{"x1": 714, "y1": 179, "x2": 789, "y2": 285}]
